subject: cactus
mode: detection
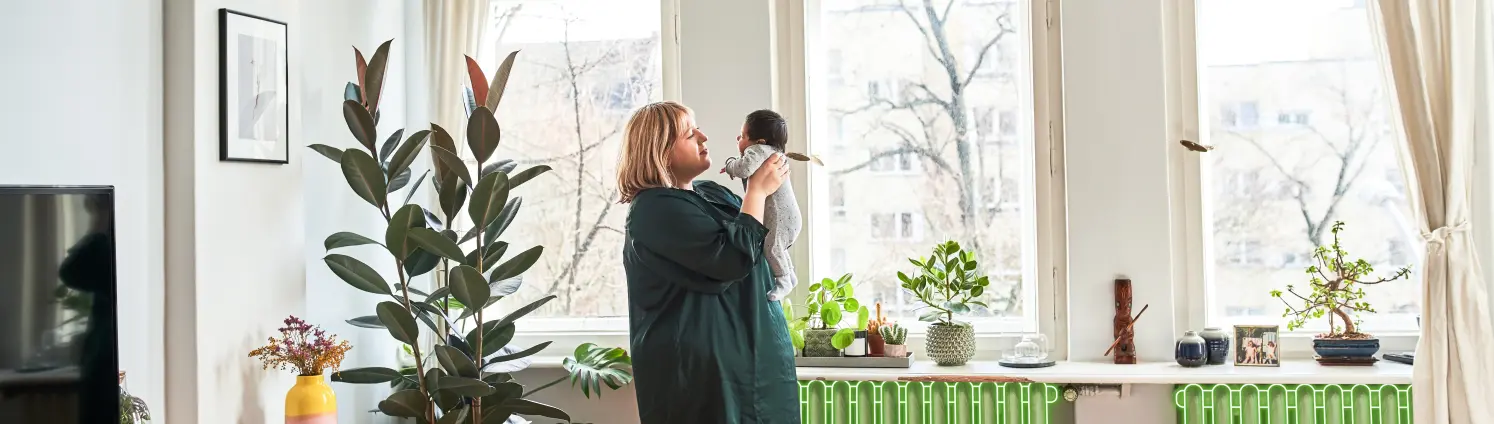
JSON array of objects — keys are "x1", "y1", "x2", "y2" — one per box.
[{"x1": 879, "y1": 323, "x2": 907, "y2": 345}]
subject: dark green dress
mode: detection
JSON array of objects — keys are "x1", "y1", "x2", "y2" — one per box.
[{"x1": 624, "y1": 181, "x2": 801, "y2": 423}]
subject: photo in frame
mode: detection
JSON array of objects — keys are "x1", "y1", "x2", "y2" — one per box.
[
  {"x1": 1233, "y1": 325, "x2": 1280, "y2": 367},
  {"x1": 219, "y1": 9, "x2": 289, "y2": 163}
]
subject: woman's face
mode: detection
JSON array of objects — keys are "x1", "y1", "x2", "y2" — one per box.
[{"x1": 667, "y1": 113, "x2": 711, "y2": 183}]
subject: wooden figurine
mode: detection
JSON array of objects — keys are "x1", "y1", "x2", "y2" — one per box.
[{"x1": 1114, "y1": 279, "x2": 1137, "y2": 364}]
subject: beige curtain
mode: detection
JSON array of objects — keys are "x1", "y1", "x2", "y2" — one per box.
[
  {"x1": 1369, "y1": 1, "x2": 1494, "y2": 423},
  {"x1": 425, "y1": 0, "x2": 492, "y2": 151}
]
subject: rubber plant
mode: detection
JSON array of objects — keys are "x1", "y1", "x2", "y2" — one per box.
[
  {"x1": 899, "y1": 240, "x2": 990, "y2": 325},
  {"x1": 1271, "y1": 221, "x2": 1411, "y2": 339},
  {"x1": 310, "y1": 40, "x2": 629, "y2": 424}
]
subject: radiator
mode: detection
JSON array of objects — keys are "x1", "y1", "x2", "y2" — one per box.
[
  {"x1": 798, "y1": 381, "x2": 1064, "y2": 424},
  {"x1": 1173, "y1": 384, "x2": 1412, "y2": 424}
]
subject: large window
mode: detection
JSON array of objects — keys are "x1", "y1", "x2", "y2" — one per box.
[
  {"x1": 470, "y1": 0, "x2": 662, "y2": 321},
  {"x1": 1196, "y1": 0, "x2": 1421, "y2": 332},
  {"x1": 809, "y1": 0, "x2": 1040, "y2": 330}
]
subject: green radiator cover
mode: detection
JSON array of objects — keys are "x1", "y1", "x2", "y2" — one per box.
[
  {"x1": 797, "y1": 380, "x2": 1064, "y2": 424},
  {"x1": 1173, "y1": 384, "x2": 1413, "y2": 424}
]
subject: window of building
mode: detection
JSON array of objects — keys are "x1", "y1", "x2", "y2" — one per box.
[
  {"x1": 870, "y1": 212, "x2": 921, "y2": 241},
  {"x1": 1195, "y1": 0, "x2": 1419, "y2": 332}
]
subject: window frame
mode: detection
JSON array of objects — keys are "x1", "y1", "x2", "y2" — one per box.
[
  {"x1": 1166, "y1": 0, "x2": 1419, "y2": 358},
  {"x1": 786, "y1": 0, "x2": 1068, "y2": 358}
]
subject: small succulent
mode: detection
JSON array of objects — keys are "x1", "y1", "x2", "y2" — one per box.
[{"x1": 879, "y1": 323, "x2": 907, "y2": 345}]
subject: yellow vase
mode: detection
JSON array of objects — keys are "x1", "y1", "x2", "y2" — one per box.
[{"x1": 285, "y1": 374, "x2": 337, "y2": 424}]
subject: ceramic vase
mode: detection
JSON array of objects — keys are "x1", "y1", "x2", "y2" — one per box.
[
  {"x1": 1175, "y1": 331, "x2": 1207, "y2": 367},
  {"x1": 1200, "y1": 327, "x2": 1230, "y2": 365},
  {"x1": 867, "y1": 327, "x2": 886, "y2": 357},
  {"x1": 285, "y1": 374, "x2": 337, "y2": 424},
  {"x1": 926, "y1": 323, "x2": 976, "y2": 366}
]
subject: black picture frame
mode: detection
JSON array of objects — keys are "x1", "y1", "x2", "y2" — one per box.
[{"x1": 219, "y1": 9, "x2": 290, "y2": 164}]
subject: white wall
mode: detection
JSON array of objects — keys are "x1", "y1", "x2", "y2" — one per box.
[
  {"x1": 165, "y1": 0, "x2": 407, "y2": 423},
  {"x1": 0, "y1": 0, "x2": 167, "y2": 414}
]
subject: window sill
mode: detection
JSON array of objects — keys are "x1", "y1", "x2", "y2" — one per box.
[{"x1": 794, "y1": 360, "x2": 1411, "y2": 385}]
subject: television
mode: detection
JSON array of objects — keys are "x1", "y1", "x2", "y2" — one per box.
[{"x1": 0, "y1": 186, "x2": 118, "y2": 424}]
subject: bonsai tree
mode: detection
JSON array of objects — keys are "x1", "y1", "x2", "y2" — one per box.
[
  {"x1": 310, "y1": 40, "x2": 629, "y2": 424},
  {"x1": 1271, "y1": 221, "x2": 1412, "y2": 339},
  {"x1": 786, "y1": 274, "x2": 869, "y2": 353},
  {"x1": 898, "y1": 241, "x2": 991, "y2": 325}
]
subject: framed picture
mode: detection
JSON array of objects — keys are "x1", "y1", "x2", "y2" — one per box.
[
  {"x1": 1233, "y1": 325, "x2": 1280, "y2": 367},
  {"x1": 219, "y1": 9, "x2": 289, "y2": 164}
]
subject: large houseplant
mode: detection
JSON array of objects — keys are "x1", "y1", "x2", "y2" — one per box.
[
  {"x1": 1271, "y1": 221, "x2": 1411, "y2": 359},
  {"x1": 899, "y1": 241, "x2": 990, "y2": 366},
  {"x1": 310, "y1": 40, "x2": 628, "y2": 424},
  {"x1": 785, "y1": 274, "x2": 869, "y2": 357}
]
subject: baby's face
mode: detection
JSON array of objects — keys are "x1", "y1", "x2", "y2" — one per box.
[{"x1": 736, "y1": 123, "x2": 753, "y2": 154}]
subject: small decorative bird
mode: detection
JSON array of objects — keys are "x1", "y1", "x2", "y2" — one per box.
[{"x1": 1180, "y1": 140, "x2": 1214, "y2": 152}]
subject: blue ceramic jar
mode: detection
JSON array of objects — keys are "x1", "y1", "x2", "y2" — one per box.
[
  {"x1": 1175, "y1": 331, "x2": 1207, "y2": 367},
  {"x1": 1200, "y1": 327, "x2": 1230, "y2": 365}
]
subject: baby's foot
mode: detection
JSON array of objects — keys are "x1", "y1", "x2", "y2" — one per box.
[{"x1": 767, "y1": 275, "x2": 795, "y2": 301}]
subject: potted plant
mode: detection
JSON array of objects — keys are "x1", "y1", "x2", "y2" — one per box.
[
  {"x1": 119, "y1": 372, "x2": 150, "y2": 424},
  {"x1": 249, "y1": 316, "x2": 353, "y2": 423},
  {"x1": 788, "y1": 274, "x2": 870, "y2": 357},
  {"x1": 1271, "y1": 221, "x2": 1411, "y2": 359},
  {"x1": 899, "y1": 241, "x2": 990, "y2": 366},
  {"x1": 879, "y1": 322, "x2": 908, "y2": 358},
  {"x1": 866, "y1": 302, "x2": 887, "y2": 356}
]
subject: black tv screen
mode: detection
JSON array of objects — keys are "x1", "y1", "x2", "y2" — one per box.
[{"x1": 0, "y1": 186, "x2": 118, "y2": 424}]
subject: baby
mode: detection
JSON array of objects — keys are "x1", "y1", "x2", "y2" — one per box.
[{"x1": 722, "y1": 110, "x2": 802, "y2": 301}]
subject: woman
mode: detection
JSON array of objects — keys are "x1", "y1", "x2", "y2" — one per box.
[{"x1": 617, "y1": 101, "x2": 800, "y2": 423}]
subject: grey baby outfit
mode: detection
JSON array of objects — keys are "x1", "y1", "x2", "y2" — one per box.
[{"x1": 722, "y1": 143, "x2": 802, "y2": 301}]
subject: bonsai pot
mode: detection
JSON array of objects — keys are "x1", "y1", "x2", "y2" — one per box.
[
  {"x1": 1312, "y1": 337, "x2": 1380, "y2": 358},
  {"x1": 884, "y1": 344, "x2": 907, "y2": 357},
  {"x1": 803, "y1": 328, "x2": 843, "y2": 357},
  {"x1": 925, "y1": 322, "x2": 976, "y2": 366}
]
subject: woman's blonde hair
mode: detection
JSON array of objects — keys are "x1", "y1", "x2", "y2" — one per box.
[{"x1": 617, "y1": 101, "x2": 692, "y2": 203}]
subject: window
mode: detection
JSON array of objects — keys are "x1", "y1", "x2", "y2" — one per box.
[
  {"x1": 471, "y1": 0, "x2": 663, "y2": 321},
  {"x1": 1196, "y1": 0, "x2": 1420, "y2": 332},
  {"x1": 810, "y1": 0, "x2": 1039, "y2": 328}
]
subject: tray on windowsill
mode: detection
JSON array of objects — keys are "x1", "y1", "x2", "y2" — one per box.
[{"x1": 795, "y1": 352, "x2": 915, "y2": 368}]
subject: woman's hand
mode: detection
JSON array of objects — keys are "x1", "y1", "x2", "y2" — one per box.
[{"x1": 746, "y1": 153, "x2": 790, "y2": 198}]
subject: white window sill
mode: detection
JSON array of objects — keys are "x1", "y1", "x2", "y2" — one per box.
[{"x1": 794, "y1": 360, "x2": 1411, "y2": 385}]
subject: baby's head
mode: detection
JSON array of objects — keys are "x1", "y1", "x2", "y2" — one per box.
[{"x1": 738, "y1": 109, "x2": 788, "y2": 153}]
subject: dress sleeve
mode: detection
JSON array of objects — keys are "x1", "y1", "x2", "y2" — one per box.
[{"x1": 628, "y1": 190, "x2": 768, "y2": 293}]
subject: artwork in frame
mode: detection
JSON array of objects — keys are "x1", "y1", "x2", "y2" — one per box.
[
  {"x1": 1233, "y1": 325, "x2": 1280, "y2": 367},
  {"x1": 219, "y1": 9, "x2": 289, "y2": 164}
]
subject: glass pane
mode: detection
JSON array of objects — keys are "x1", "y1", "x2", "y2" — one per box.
[
  {"x1": 1198, "y1": 0, "x2": 1421, "y2": 332},
  {"x1": 811, "y1": 0, "x2": 1037, "y2": 326},
  {"x1": 472, "y1": 0, "x2": 662, "y2": 318}
]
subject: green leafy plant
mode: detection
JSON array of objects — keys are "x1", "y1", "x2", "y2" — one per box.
[
  {"x1": 878, "y1": 322, "x2": 907, "y2": 345},
  {"x1": 898, "y1": 241, "x2": 991, "y2": 325},
  {"x1": 119, "y1": 372, "x2": 150, "y2": 424},
  {"x1": 787, "y1": 274, "x2": 870, "y2": 349},
  {"x1": 511, "y1": 343, "x2": 634, "y2": 400},
  {"x1": 311, "y1": 41, "x2": 625, "y2": 424},
  {"x1": 1271, "y1": 221, "x2": 1411, "y2": 339}
]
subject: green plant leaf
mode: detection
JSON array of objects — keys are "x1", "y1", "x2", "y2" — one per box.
[
  {"x1": 377, "y1": 389, "x2": 424, "y2": 418},
  {"x1": 434, "y1": 345, "x2": 480, "y2": 378},
  {"x1": 401, "y1": 170, "x2": 430, "y2": 206},
  {"x1": 467, "y1": 106, "x2": 501, "y2": 164},
  {"x1": 837, "y1": 283, "x2": 854, "y2": 299},
  {"x1": 324, "y1": 232, "x2": 379, "y2": 250},
  {"x1": 376, "y1": 301, "x2": 420, "y2": 346},
  {"x1": 485, "y1": 341, "x2": 551, "y2": 368},
  {"x1": 467, "y1": 241, "x2": 507, "y2": 273},
  {"x1": 344, "y1": 81, "x2": 361, "y2": 103},
  {"x1": 436, "y1": 175, "x2": 468, "y2": 226},
  {"x1": 430, "y1": 145, "x2": 473, "y2": 188},
  {"x1": 340, "y1": 149, "x2": 388, "y2": 208},
  {"x1": 971, "y1": 285, "x2": 985, "y2": 297},
  {"x1": 308, "y1": 144, "x2": 343, "y2": 163},
  {"x1": 386, "y1": 204, "x2": 425, "y2": 259},
  {"x1": 496, "y1": 295, "x2": 555, "y2": 329},
  {"x1": 409, "y1": 228, "x2": 465, "y2": 262},
  {"x1": 363, "y1": 39, "x2": 392, "y2": 114},
  {"x1": 324, "y1": 254, "x2": 391, "y2": 295},
  {"x1": 491, "y1": 277, "x2": 522, "y2": 297},
  {"x1": 790, "y1": 328, "x2": 805, "y2": 350},
  {"x1": 332, "y1": 366, "x2": 402, "y2": 384},
  {"x1": 808, "y1": 282, "x2": 822, "y2": 292},
  {"x1": 507, "y1": 165, "x2": 552, "y2": 189},
  {"x1": 490, "y1": 246, "x2": 543, "y2": 282},
  {"x1": 487, "y1": 382, "x2": 523, "y2": 405},
  {"x1": 466, "y1": 321, "x2": 517, "y2": 358},
  {"x1": 918, "y1": 310, "x2": 944, "y2": 322},
  {"x1": 819, "y1": 304, "x2": 843, "y2": 327},
  {"x1": 493, "y1": 398, "x2": 569, "y2": 422},
  {"x1": 485, "y1": 51, "x2": 520, "y2": 110},
  {"x1": 387, "y1": 168, "x2": 413, "y2": 193},
  {"x1": 379, "y1": 128, "x2": 404, "y2": 163},
  {"x1": 388, "y1": 129, "x2": 431, "y2": 179},
  {"x1": 343, "y1": 100, "x2": 378, "y2": 152},
  {"x1": 449, "y1": 265, "x2": 489, "y2": 313},
  {"x1": 844, "y1": 298, "x2": 861, "y2": 312},
  {"x1": 856, "y1": 306, "x2": 870, "y2": 329},
  {"x1": 435, "y1": 405, "x2": 469, "y2": 424},
  {"x1": 484, "y1": 344, "x2": 536, "y2": 373},
  {"x1": 346, "y1": 315, "x2": 385, "y2": 329},
  {"x1": 404, "y1": 250, "x2": 441, "y2": 277},
  {"x1": 946, "y1": 302, "x2": 971, "y2": 314},
  {"x1": 562, "y1": 343, "x2": 633, "y2": 399},
  {"x1": 468, "y1": 172, "x2": 510, "y2": 231},
  {"x1": 481, "y1": 159, "x2": 518, "y2": 179},
  {"x1": 831, "y1": 329, "x2": 856, "y2": 350},
  {"x1": 484, "y1": 198, "x2": 522, "y2": 246}
]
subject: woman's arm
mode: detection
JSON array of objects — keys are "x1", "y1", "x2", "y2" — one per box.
[{"x1": 629, "y1": 191, "x2": 769, "y2": 292}]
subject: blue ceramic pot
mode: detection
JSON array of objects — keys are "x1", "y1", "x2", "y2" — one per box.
[
  {"x1": 1175, "y1": 331, "x2": 1207, "y2": 367},
  {"x1": 1312, "y1": 338, "x2": 1380, "y2": 358}
]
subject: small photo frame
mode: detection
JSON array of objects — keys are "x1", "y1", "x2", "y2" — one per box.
[
  {"x1": 219, "y1": 9, "x2": 289, "y2": 164},
  {"x1": 1233, "y1": 325, "x2": 1280, "y2": 367}
]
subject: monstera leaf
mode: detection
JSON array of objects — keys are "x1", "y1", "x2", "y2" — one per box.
[{"x1": 561, "y1": 343, "x2": 634, "y2": 399}]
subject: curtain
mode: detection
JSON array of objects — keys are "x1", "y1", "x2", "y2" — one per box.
[
  {"x1": 1368, "y1": 1, "x2": 1494, "y2": 423},
  {"x1": 424, "y1": 0, "x2": 492, "y2": 154}
]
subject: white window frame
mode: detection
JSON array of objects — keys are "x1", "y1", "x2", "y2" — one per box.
[
  {"x1": 785, "y1": 0, "x2": 1068, "y2": 359},
  {"x1": 1167, "y1": 0, "x2": 1418, "y2": 358}
]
